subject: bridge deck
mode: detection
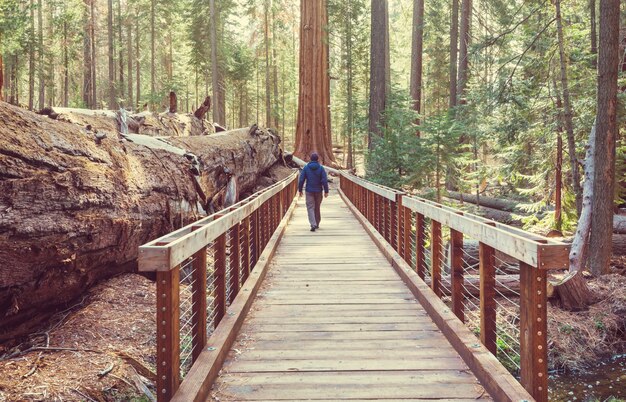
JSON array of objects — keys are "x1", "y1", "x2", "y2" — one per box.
[{"x1": 210, "y1": 193, "x2": 492, "y2": 401}]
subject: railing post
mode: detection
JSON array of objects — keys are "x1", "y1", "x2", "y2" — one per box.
[
  {"x1": 431, "y1": 220, "x2": 442, "y2": 296},
  {"x1": 214, "y1": 233, "x2": 227, "y2": 326},
  {"x1": 242, "y1": 216, "x2": 250, "y2": 283},
  {"x1": 520, "y1": 262, "x2": 548, "y2": 402},
  {"x1": 156, "y1": 267, "x2": 180, "y2": 401},
  {"x1": 416, "y1": 213, "x2": 425, "y2": 278},
  {"x1": 191, "y1": 248, "x2": 207, "y2": 362},
  {"x1": 479, "y1": 242, "x2": 497, "y2": 355},
  {"x1": 253, "y1": 209, "x2": 260, "y2": 266},
  {"x1": 450, "y1": 229, "x2": 464, "y2": 322},
  {"x1": 391, "y1": 195, "x2": 398, "y2": 251},
  {"x1": 368, "y1": 190, "x2": 374, "y2": 224},
  {"x1": 403, "y1": 207, "x2": 412, "y2": 265},
  {"x1": 229, "y1": 224, "x2": 240, "y2": 304}
]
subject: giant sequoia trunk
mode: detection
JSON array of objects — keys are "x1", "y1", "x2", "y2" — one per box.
[
  {"x1": 0, "y1": 102, "x2": 282, "y2": 341},
  {"x1": 294, "y1": 0, "x2": 336, "y2": 166}
]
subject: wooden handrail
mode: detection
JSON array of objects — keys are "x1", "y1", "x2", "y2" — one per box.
[
  {"x1": 139, "y1": 172, "x2": 299, "y2": 401},
  {"x1": 339, "y1": 171, "x2": 560, "y2": 402},
  {"x1": 139, "y1": 172, "x2": 298, "y2": 271}
]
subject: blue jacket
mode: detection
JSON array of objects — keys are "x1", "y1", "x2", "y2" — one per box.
[{"x1": 298, "y1": 161, "x2": 329, "y2": 193}]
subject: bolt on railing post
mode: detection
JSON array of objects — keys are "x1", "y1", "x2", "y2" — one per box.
[
  {"x1": 450, "y1": 229, "x2": 465, "y2": 322},
  {"x1": 430, "y1": 220, "x2": 442, "y2": 297},
  {"x1": 416, "y1": 213, "x2": 426, "y2": 279},
  {"x1": 191, "y1": 247, "x2": 208, "y2": 363},
  {"x1": 229, "y1": 224, "x2": 240, "y2": 304},
  {"x1": 479, "y1": 242, "x2": 497, "y2": 355},
  {"x1": 214, "y1": 234, "x2": 227, "y2": 326},
  {"x1": 520, "y1": 261, "x2": 548, "y2": 402},
  {"x1": 156, "y1": 266, "x2": 180, "y2": 401}
]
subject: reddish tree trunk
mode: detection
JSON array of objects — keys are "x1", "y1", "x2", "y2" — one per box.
[
  {"x1": 410, "y1": 0, "x2": 424, "y2": 131},
  {"x1": 294, "y1": 0, "x2": 336, "y2": 166}
]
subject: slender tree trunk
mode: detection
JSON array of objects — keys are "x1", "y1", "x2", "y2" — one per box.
[
  {"x1": 118, "y1": 0, "x2": 124, "y2": 101},
  {"x1": 368, "y1": 0, "x2": 390, "y2": 149},
  {"x1": 589, "y1": 0, "x2": 619, "y2": 276},
  {"x1": 272, "y1": 2, "x2": 280, "y2": 129},
  {"x1": 63, "y1": 20, "x2": 69, "y2": 107},
  {"x1": 37, "y1": 0, "x2": 44, "y2": 109},
  {"x1": 0, "y1": 52, "x2": 3, "y2": 102},
  {"x1": 294, "y1": 0, "x2": 336, "y2": 165},
  {"x1": 210, "y1": 0, "x2": 221, "y2": 125},
  {"x1": 457, "y1": 0, "x2": 471, "y2": 102},
  {"x1": 590, "y1": 0, "x2": 598, "y2": 67},
  {"x1": 449, "y1": 0, "x2": 459, "y2": 108},
  {"x1": 108, "y1": 0, "x2": 116, "y2": 109},
  {"x1": 264, "y1": 0, "x2": 271, "y2": 127},
  {"x1": 90, "y1": 0, "x2": 97, "y2": 108},
  {"x1": 29, "y1": 0, "x2": 35, "y2": 110},
  {"x1": 150, "y1": 0, "x2": 155, "y2": 102},
  {"x1": 410, "y1": 0, "x2": 424, "y2": 133},
  {"x1": 555, "y1": 0, "x2": 583, "y2": 216},
  {"x1": 346, "y1": 0, "x2": 354, "y2": 169},
  {"x1": 135, "y1": 6, "x2": 140, "y2": 108},
  {"x1": 45, "y1": 0, "x2": 54, "y2": 107},
  {"x1": 553, "y1": 74, "x2": 564, "y2": 231},
  {"x1": 127, "y1": 13, "x2": 133, "y2": 108}
]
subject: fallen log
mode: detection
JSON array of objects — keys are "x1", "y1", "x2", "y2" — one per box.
[
  {"x1": 447, "y1": 191, "x2": 523, "y2": 212},
  {"x1": 442, "y1": 197, "x2": 524, "y2": 226},
  {"x1": 0, "y1": 102, "x2": 282, "y2": 341},
  {"x1": 40, "y1": 105, "x2": 213, "y2": 137},
  {"x1": 614, "y1": 215, "x2": 626, "y2": 234},
  {"x1": 613, "y1": 233, "x2": 626, "y2": 255}
]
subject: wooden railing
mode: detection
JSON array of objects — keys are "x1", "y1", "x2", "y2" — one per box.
[
  {"x1": 340, "y1": 172, "x2": 569, "y2": 402},
  {"x1": 138, "y1": 171, "x2": 298, "y2": 401}
]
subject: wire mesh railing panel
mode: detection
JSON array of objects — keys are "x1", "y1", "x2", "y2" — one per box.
[
  {"x1": 178, "y1": 256, "x2": 197, "y2": 378},
  {"x1": 206, "y1": 243, "x2": 217, "y2": 336}
]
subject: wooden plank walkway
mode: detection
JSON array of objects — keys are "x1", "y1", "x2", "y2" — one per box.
[{"x1": 210, "y1": 192, "x2": 491, "y2": 401}]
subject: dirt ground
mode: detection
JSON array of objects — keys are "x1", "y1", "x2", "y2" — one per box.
[{"x1": 0, "y1": 274, "x2": 156, "y2": 401}]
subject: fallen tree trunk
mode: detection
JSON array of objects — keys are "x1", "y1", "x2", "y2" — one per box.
[
  {"x1": 447, "y1": 191, "x2": 522, "y2": 212},
  {"x1": 614, "y1": 215, "x2": 626, "y2": 234},
  {"x1": 442, "y1": 197, "x2": 524, "y2": 226},
  {"x1": 41, "y1": 106, "x2": 213, "y2": 137},
  {"x1": 613, "y1": 233, "x2": 626, "y2": 255},
  {"x1": 0, "y1": 102, "x2": 282, "y2": 341}
]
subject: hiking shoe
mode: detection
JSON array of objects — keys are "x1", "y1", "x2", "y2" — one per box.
[{"x1": 310, "y1": 227, "x2": 316, "y2": 232}]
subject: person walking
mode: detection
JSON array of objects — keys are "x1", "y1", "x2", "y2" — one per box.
[{"x1": 298, "y1": 153, "x2": 329, "y2": 232}]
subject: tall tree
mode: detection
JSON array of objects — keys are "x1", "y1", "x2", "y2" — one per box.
[
  {"x1": 90, "y1": 0, "x2": 97, "y2": 107},
  {"x1": 410, "y1": 0, "x2": 424, "y2": 132},
  {"x1": 127, "y1": 7, "x2": 133, "y2": 107},
  {"x1": 84, "y1": 0, "x2": 93, "y2": 107},
  {"x1": 210, "y1": 0, "x2": 223, "y2": 125},
  {"x1": 590, "y1": 0, "x2": 597, "y2": 67},
  {"x1": 150, "y1": 0, "x2": 155, "y2": 103},
  {"x1": 456, "y1": 0, "x2": 470, "y2": 102},
  {"x1": 589, "y1": 0, "x2": 619, "y2": 276},
  {"x1": 449, "y1": 0, "x2": 458, "y2": 108},
  {"x1": 263, "y1": 0, "x2": 271, "y2": 127},
  {"x1": 29, "y1": 0, "x2": 35, "y2": 110},
  {"x1": 117, "y1": 0, "x2": 124, "y2": 100},
  {"x1": 555, "y1": 0, "x2": 583, "y2": 215},
  {"x1": 37, "y1": 0, "x2": 43, "y2": 109},
  {"x1": 368, "y1": 0, "x2": 390, "y2": 149},
  {"x1": 294, "y1": 0, "x2": 336, "y2": 165},
  {"x1": 108, "y1": 0, "x2": 116, "y2": 108}
]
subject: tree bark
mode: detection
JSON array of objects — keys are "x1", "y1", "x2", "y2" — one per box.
[
  {"x1": 590, "y1": 0, "x2": 598, "y2": 67},
  {"x1": 0, "y1": 103, "x2": 283, "y2": 341},
  {"x1": 589, "y1": 0, "x2": 619, "y2": 276},
  {"x1": 210, "y1": 0, "x2": 221, "y2": 126},
  {"x1": 194, "y1": 96, "x2": 211, "y2": 120},
  {"x1": 614, "y1": 215, "x2": 626, "y2": 234},
  {"x1": 294, "y1": 0, "x2": 336, "y2": 166},
  {"x1": 117, "y1": 0, "x2": 124, "y2": 100},
  {"x1": 63, "y1": 20, "x2": 69, "y2": 107},
  {"x1": 553, "y1": 271, "x2": 594, "y2": 311},
  {"x1": 569, "y1": 121, "x2": 596, "y2": 273},
  {"x1": 555, "y1": 0, "x2": 583, "y2": 215},
  {"x1": 449, "y1": 0, "x2": 459, "y2": 108},
  {"x1": 0, "y1": 54, "x2": 3, "y2": 102},
  {"x1": 90, "y1": 0, "x2": 97, "y2": 108},
  {"x1": 127, "y1": 13, "x2": 133, "y2": 108},
  {"x1": 150, "y1": 0, "x2": 155, "y2": 101},
  {"x1": 108, "y1": 0, "x2": 116, "y2": 109},
  {"x1": 29, "y1": 0, "x2": 35, "y2": 110},
  {"x1": 368, "y1": 0, "x2": 390, "y2": 149},
  {"x1": 135, "y1": 5, "x2": 140, "y2": 108},
  {"x1": 169, "y1": 91, "x2": 177, "y2": 114},
  {"x1": 456, "y1": 0, "x2": 471, "y2": 102},
  {"x1": 410, "y1": 0, "x2": 424, "y2": 132},
  {"x1": 37, "y1": 0, "x2": 44, "y2": 110}
]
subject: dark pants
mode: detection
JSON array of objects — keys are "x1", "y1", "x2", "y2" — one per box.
[{"x1": 305, "y1": 192, "x2": 323, "y2": 227}]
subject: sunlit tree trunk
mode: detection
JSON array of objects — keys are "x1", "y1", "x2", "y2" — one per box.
[
  {"x1": 410, "y1": 0, "x2": 424, "y2": 133},
  {"x1": 590, "y1": 0, "x2": 598, "y2": 68},
  {"x1": 37, "y1": 0, "x2": 44, "y2": 109},
  {"x1": 555, "y1": 0, "x2": 583, "y2": 215},
  {"x1": 368, "y1": 0, "x2": 390, "y2": 149},
  {"x1": 150, "y1": 0, "x2": 155, "y2": 104},
  {"x1": 449, "y1": 0, "x2": 458, "y2": 108},
  {"x1": 28, "y1": 0, "x2": 35, "y2": 110},
  {"x1": 294, "y1": 0, "x2": 336, "y2": 165},
  {"x1": 589, "y1": 0, "x2": 619, "y2": 276},
  {"x1": 108, "y1": 0, "x2": 116, "y2": 109},
  {"x1": 456, "y1": 0, "x2": 471, "y2": 102}
]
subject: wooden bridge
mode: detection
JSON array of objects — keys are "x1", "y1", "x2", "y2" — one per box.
[{"x1": 139, "y1": 171, "x2": 570, "y2": 402}]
